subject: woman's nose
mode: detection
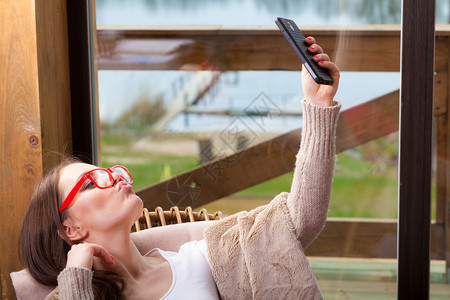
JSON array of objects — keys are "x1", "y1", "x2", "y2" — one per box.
[{"x1": 111, "y1": 171, "x2": 123, "y2": 183}]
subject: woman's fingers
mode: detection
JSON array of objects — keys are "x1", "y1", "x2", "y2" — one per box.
[
  {"x1": 66, "y1": 243, "x2": 115, "y2": 269},
  {"x1": 91, "y1": 244, "x2": 115, "y2": 266},
  {"x1": 305, "y1": 36, "x2": 339, "y2": 83},
  {"x1": 305, "y1": 36, "x2": 324, "y2": 54},
  {"x1": 318, "y1": 60, "x2": 340, "y2": 83},
  {"x1": 305, "y1": 36, "x2": 316, "y2": 45},
  {"x1": 312, "y1": 53, "x2": 330, "y2": 62},
  {"x1": 301, "y1": 36, "x2": 340, "y2": 106},
  {"x1": 307, "y1": 43, "x2": 323, "y2": 55}
]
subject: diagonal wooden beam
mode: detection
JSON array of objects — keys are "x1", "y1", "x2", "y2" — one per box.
[
  {"x1": 137, "y1": 90, "x2": 399, "y2": 210},
  {"x1": 336, "y1": 90, "x2": 399, "y2": 152}
]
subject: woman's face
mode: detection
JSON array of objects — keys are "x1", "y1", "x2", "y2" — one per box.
[{"x1": 58, "y1": 163, "x2": 143, "y2": 236}]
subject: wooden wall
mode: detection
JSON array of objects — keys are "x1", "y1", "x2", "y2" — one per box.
[
  {"x1": 0, "y1": 0, "x2": 71, "y2": 298},
  {"x1": 35, "y1": 0, "x2": 72, "y2": 172}
]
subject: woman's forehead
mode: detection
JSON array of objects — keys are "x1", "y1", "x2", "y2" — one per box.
[{"x1": 59, "y1": 163, "x2": 97, "y2": 189}]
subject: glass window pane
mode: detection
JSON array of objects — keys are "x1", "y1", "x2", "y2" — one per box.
[{"x1": 93, "y1": 0, "x2": 449, "y2": 298}]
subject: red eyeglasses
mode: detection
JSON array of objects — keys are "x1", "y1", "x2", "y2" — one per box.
[{"x1": 59, "y1": 165, "x2": 134, "y2": 214}]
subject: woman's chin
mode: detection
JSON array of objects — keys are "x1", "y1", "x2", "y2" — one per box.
[{"x1": 130, "y1": 195, "x2": 144, "y2": 225}]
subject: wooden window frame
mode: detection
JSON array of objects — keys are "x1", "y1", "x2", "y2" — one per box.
[
  {"x1": 67, "y1": 0, "x2": 98, "y2": 164},
  {"x1": 397, "y1": 0, "x2": 435, "y2": 298}
]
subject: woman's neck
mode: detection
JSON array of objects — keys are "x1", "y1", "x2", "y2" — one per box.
[{"x1": 87, "y1": 227, "x2": 160, "y2": 280}]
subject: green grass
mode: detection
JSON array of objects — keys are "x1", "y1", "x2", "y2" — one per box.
[
  {"x1": 102, "y1": 135, "x2": 136, "y2": 146},
  {"x1": 101, "y1": 133, "x2": 438, "y2": 219},
  {"x1": 330, "y1": 151, "x2": 398, "y2": 218},
  {"x1": 234, "y1": 173, "x2": 294, "y2": 197}
]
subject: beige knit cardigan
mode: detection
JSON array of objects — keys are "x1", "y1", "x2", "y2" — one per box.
[
  {"x1": 47, "y1": 100, "x2": 341, "y2": 299},
  {"x1": 204, "y1": 100, "x2": 340, "y2": 299}
]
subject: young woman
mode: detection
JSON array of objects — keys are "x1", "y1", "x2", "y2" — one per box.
[{"x1": 20, "y1": 36, "x2": 341, "y2": 300}]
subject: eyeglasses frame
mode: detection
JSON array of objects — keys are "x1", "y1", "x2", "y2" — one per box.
[{"x1": 59, "y1": 165, "x2": 133, "y2": 214}]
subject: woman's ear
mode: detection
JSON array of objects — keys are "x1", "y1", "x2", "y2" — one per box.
[{"x1": 60, "y1": 219, "x2": 88, "y2": 242}]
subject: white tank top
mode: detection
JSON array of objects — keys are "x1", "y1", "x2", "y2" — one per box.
[{"x1": 145, "y1": 239, "x2": 220, "y2": 300}]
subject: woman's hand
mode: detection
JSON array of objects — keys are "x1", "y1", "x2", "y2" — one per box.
[
  {"x1": 301, "y1": 36, "x2": 340, "y2": 107},
  {"x1": 66, "y1": 243, "x2": 115, "y2": 269}
]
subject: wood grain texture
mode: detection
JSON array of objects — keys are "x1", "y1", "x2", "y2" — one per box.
[
  {"x1": 35, "y1": 0, "x2": 72, "y2": 172},
  {"x1": 0, "y1": 0, "x2": 43, "y2": 298},
  {"x1": 1, "y1": 1, "x2": 73, "y2": 298},
  {"x1": 137, "y1": 90, "x2": 399, "y2": 210}
]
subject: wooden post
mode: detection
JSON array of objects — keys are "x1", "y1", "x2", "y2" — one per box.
[
  {"x1": 0, "y1": 0, "x2": 72, "y2": 298},
  {"x1": 0, "y1": 1, "x2": 43, "y2": 297},
  {"x1": 398, "y1": 0, "x2": 435, "y2": 298},
  {"x1": 35, "y1": 0, "x2": 72, "y2": 171}
]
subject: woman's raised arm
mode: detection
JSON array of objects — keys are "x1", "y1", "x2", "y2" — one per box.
[{"x1": 286, "y1": 36, "x2": 341, "y2": 249}]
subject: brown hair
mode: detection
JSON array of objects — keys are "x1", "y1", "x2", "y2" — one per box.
[{"x1": 19, "y1": 158, "x2": 125, "y2": 299}]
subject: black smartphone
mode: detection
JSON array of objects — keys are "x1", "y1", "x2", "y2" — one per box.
[{"x1": 275, "y1": 17, "x2": 334, "y2": 85}]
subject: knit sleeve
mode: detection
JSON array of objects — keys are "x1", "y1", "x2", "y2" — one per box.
[
  {"x1": 286, "y1": 100, "x2": 341, "y2": 249},
  {"x1": 55, "y1": 267, "x2": 94, "y2": 300}
]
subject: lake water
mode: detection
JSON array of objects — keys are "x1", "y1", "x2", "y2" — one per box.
[{"x1": 96, "y1": 0, "x2": 448, "y2": 132}]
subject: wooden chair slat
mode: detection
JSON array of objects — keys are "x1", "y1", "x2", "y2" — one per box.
[{"x1": 133, "y1": 206, "x2": 222, "y2": 231}]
